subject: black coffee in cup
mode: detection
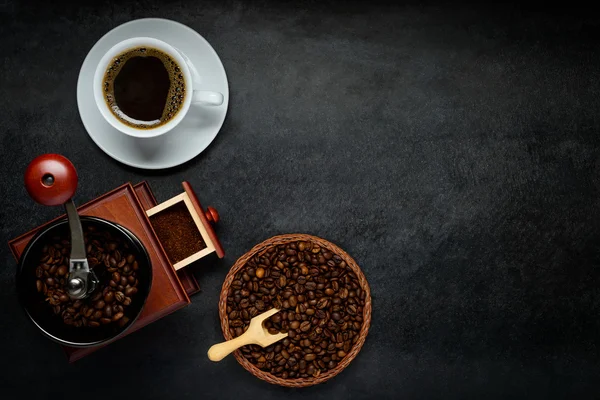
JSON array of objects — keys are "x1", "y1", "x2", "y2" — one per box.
[{"x1": 102, "y1": 47, "x2": 186, "y2": 129}]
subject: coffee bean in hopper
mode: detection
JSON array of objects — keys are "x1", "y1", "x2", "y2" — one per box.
[{"x1": 32, "y1": 225, "x2": 141, "y2": 329}]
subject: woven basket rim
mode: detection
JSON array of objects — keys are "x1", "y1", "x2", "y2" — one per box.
[{"x1": 218, "y1": 233, "x2": 372, "y2": 388}]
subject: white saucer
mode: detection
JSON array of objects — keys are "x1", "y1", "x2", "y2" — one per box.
[{"x1": 77, "y1": 18, "x2": 229, "y2": 169}]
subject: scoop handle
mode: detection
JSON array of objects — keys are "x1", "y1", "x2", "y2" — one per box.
[
  {"x1": 24, "y1": 154, "x2": 78, "y2": 206},
  {"x1": 208, "y1": 333, "x2": 254, "y2": 362}
]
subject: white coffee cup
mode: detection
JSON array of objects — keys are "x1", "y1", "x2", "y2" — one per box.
[{"x1": 93, "y1": 37, "x2": 224, "y2": 139}]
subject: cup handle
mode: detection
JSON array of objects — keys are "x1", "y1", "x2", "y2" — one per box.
[
  {"x1": 174, "y1": 46, "x2": 224, "y2": 107},
  {"x1": 191, "y1": 89, "x2": 224, "y2": 106}
]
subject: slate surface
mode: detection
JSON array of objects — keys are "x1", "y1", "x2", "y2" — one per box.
[{"x1": 1, "y1": 1, "x2": 599, "y2": 398}]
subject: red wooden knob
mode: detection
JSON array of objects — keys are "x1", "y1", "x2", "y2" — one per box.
[
  {"x1": 24, "y1": 154, "x2": 78, "y2": 206},
  {"x1": 205, "y1": 206, "x2": 219, "y2": 224}
]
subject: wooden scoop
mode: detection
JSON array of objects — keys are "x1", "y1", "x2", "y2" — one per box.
[{"x1": 208, "y1": 308, "x2": 288, "y2": 362}]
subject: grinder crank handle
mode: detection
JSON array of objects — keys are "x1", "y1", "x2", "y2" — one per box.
[
  {"x1": 24, "y1": 154, "x2": 86, "y2": 260},
  {"x1": 24, "y1": 154, "x2": 96, "y2": 299}
]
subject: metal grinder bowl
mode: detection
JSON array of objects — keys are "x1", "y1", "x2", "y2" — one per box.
[{"x1": 16, "y1": 216, "x2": 153, "y2": 347}]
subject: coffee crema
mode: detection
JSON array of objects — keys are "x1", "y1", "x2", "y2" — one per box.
[{"x1": 102, "y1": 47, "x2": 186, "y2": 129}]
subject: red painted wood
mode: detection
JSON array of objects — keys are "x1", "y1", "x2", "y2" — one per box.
[
  {"x1": 205, "y1": 206, "x2": 220, "y2": 224},
  {"x1": 24, "y1": 154, "x2": 78, "y2": 206}
]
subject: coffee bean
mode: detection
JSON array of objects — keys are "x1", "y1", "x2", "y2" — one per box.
[
  {"x1": 104, "y1": 291, "x2": 114, "y2": 303},
  {"x1": 294, "y1": 283, "x2": 306, "y2": 294},
  {"x1": 316, "y1": 298, "x2": 329, "y2": 309},
  {"x1": 339, "y1": 288, "x2": 349, "y2": 299},
  {"x1": 115, "y1": 291, "x2": 125, "y2": 302},
  {"x1": 240, "y1": 298, "x2": 250, "y2": 308},
  {"x1": 36, "y1": 280, "x2": 43, "y2": 292},
  {"x1": 289, "y1": 296, "x2": 298, "y2": 307},
  {"x1": 256, "y1": 267, "x2": 265, "y2": 279},
  {"x1": 297, "y1": 303, "x2": 307, "y2": 314},
  {"x1": 125, "y1": 287, "x2": 137, "y2": 296},
  {"x1": 100, "y1": 317, "x2": 112, "y2": 325},
  {"x1": 343, "y1": 342, "x2": 351, "y2": 352},
  {"x1": 230, "y1": 319, "x2": 243, "y2": 327},
  {"x1": 112, "y1": 312, "x2": 124, "y2": 321},
  {"x1": 255, "y1": 300, "x2": 265, "y2": 311},
  {"x1": 94, "y1": 300, "x2": 106, "y2": 309},
  {"x1": 104, "y1": 305, "x2": 113, "y2": 318},
  {"x1": 278, "y1": 275, "x2": 287, "y2": 287}
]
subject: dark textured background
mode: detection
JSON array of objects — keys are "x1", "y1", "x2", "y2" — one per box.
[{"x1": 1, "y1": 1, "x2": 600, "y2": 398}]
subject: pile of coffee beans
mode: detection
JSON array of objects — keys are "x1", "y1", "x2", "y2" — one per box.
[
  {"x1": 226, "y1": 240, "x2": 367, "y2": 379},
  {"x1": 34, "y1": 225, "x2": 140, "y2": 328}
]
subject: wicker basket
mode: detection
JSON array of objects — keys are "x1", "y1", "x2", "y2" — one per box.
[{"x1": 218, "y1": 234, "x2": 372, "y2": 387}]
